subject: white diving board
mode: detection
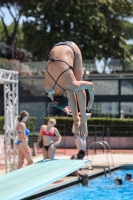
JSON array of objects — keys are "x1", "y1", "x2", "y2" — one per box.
[{"x1": 0, "y1": 159, "x2": 90, "y2": 200}]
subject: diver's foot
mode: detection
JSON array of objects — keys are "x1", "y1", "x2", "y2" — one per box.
[
  {"x1": 72, "y1": 119, "x2": 80, "y2": 135},
  {"x1": 80, "y1": 122, "x2": 88, "y2": 138},
  {"x1": 78, "y1": 112, "x2": 92, "y2": 120}
]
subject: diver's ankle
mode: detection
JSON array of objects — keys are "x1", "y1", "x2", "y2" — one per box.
[
  {"x1": 80, "y1": 120, "x2": 87, "y2": 126},
  {"x1": 73, "y1": 117, "x2": 80, "y2": 122}
]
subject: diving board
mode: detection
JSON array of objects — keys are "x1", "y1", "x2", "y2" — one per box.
[{"x1": 0, "y1": 159, "x2": 90, "y2": 200}]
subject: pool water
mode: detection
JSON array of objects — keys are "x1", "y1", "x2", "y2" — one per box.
[{"x1": 42, "y1": 169, "x2": 133, "y2": 200}]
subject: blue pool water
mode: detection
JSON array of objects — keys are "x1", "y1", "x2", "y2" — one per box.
[{"x1": 42, "y1": 169, "x2": 133, "y2": 200}]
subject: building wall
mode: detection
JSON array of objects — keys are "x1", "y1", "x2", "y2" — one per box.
[{"x1": 51, "y1": 136, "x2": 133, "y2": 149}]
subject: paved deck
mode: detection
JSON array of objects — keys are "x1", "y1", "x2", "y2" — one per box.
[{"x1": 0, "y1": 150, "x2": 133, "y2": 174}]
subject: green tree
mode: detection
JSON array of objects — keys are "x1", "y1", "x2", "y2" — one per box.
[
  {"x1": 0, "y1": 21, "x2": 24, "y2": 48},
  {"x1": 121, "y1": 20, "x2": 133, "y2": 40},
  {"x1": 22, "y1": 0, "x2": 133, "y2": 61},
  {"x1": 0, "y1": 0, "x2": 24, "y2": 47}
]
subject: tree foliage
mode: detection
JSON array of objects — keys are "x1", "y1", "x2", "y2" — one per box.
[
  {"x1": 1, "y1": 0, "x2": 133, "y2": 61},
  {"x1": 0, "y1": 21, "x2": 28, "y2": 61},
  {"x1": 21, "y1": 0, "x2": 133, "y2": 61},
  {"x1": 121, "y1": 20, "x2": 133, "y2": 40},
  {"x1": 0, "y1": 0, "x2": 24, "y2": 46},
  {"x1": 0, "y1": 21, "x2": 24, "y2": 48}
]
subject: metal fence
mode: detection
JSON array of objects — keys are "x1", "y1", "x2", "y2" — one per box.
[{"x1": 0, "y1": 59, "x2": 133, "y2": 76}]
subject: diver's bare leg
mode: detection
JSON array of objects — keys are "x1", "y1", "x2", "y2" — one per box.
[
  {"x1": 75, "y1": 89, "x2": 88, "y2": 138},
  {"x1": 67, "y1": 90, "x2": 80, "y2": 136}
]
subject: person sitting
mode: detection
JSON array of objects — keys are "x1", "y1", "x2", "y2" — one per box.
[
  {"x1": 114, "y1": 177, "x2": 123, "y2": 185},
  {"x1": 37, "y1": 118, "x2": 62, "y2": 159},
  {"x1": 69, "y1": 150, "x2": 89, "y2": 186},
  {"x1": 125, "y1": 173, "x2": 133, "y2": 182}
]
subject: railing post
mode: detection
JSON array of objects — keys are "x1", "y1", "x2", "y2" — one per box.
[
  {"x1": 94, "y1": 126, "x2": 97, "y2": 154},
  {"x1": 107, "y1": 128, "x2": 110, "y2": 145},
  {"x1": 64, "y1": 124, "x2": 66, "y2": 155},
  {"x1": 33, "y1": 142, "x2": 37, "y2": 156}
]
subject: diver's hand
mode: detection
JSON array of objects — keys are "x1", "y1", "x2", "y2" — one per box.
[
  {"x1": 86, "y1": 88, "x2": 94, "y2": 111},
  {"x1": 63, "y1": 106, "x2": 72, "y2": 115},
  {"x1": 87, "y1": 100, "x2": 93, "y2": 111},
  {"x1": 47, "y1": 90, "x2": 55, "y2": 100},
  {"x1": 72, "y1": 120, "x2": 80, "y2": 136}
]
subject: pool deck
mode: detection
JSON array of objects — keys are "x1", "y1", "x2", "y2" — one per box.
[
  {"x1": 0, "y1": 152, "x2": 133, "y2": 175},
  {"x1": 0, "y1": 152, "x2": 133, "y2": 199}
]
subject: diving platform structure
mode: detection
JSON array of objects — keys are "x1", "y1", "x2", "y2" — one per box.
[
  {"x1": 0, "y1": 69, "x2": 18, "y2": 173},
  {"x1": 0, "y1": 159, "x2": 90, "y2": 200}
]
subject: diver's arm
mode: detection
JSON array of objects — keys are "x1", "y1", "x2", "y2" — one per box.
[{"x1": 66, "y1": 81, "x2": 94, "y2": 111}]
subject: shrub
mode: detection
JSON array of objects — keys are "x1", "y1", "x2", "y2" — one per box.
[
  {"x1": 44, "y1": 117, "x2": 133, "y2": 136},
  {"x1": 0, "y1": 116, "x2": 4, "y2": 134},
  {"x1": 26, "y1": 117, "x2": 36, "y2": 131}
]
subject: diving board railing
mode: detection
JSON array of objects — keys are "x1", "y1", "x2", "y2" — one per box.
[{"x1": 0, "y1": 159, "x2": 90, "y2": 200}]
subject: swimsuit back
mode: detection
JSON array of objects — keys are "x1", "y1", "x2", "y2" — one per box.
[
  {"x1": 46, "y1": 41, "x2": 75, "y2": 90},
  {"x1": 52, "y1": 41, "x2": 76, "y2": 58}
]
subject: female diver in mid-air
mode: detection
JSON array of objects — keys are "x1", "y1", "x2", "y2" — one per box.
[{"x1": 44, "y1": 41, "x2": 94, "y2": 139}]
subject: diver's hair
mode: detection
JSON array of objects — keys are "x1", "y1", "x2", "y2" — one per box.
[
  {"x1": 126, "y1": 173, "x2": 132, "y2": 179},
  {"x1": 18, "y1": 110, "x2": 29, "y2": 122},
  {"x1": 48, "y1": 118, "x2": 56, "y2": 125},
  {"x1": 116, "y1": 177, "x2": 122, "y2": 185}
]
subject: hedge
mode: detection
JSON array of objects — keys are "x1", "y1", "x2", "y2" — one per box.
[
  {"x1": 44, "y1": 117, "x2": 133, "y2": 136},
  {"x1": 0, "y1": 116, "x2": 4, "y2": 134},
  {"x1": 0, "y1": 116, "x2": 36, "y2": 134}
]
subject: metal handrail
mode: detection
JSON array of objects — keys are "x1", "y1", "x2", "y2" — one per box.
[{"x1": 87, "y1": 141, "x2": 115, "y2": 176}]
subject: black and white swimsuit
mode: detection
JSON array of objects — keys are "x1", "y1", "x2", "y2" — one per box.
[{"x1": 46, "y1": 41, "x2": 76, "y2": 90}]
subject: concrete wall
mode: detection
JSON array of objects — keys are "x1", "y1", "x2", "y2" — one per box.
[{"x1": 52, "y1": 136, "x2": 133, "y2": 149}]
